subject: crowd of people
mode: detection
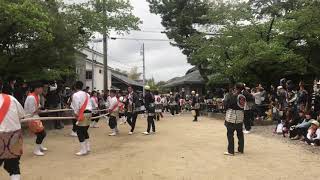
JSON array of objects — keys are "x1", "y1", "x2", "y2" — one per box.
[
  {"x1": 1, "y1": 76, "x2": 320, "y2": 179},
  {"x1": 235, "y1": 78, "x2": 320, "y2": 147},
  {"x1": 0, "y1": 78, "x2": 203, "y2": 180}
]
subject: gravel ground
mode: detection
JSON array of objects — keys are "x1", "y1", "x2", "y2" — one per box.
[{"x1": 1, "y1": 113, "x2": 320, "y2": 180}]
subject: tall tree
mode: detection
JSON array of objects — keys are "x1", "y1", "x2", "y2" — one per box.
[
  {"x1": 148, "y1": 0, "x2": 320, "y2": 86},
  {"x1": 0, "y1": 0, "x2": 90, "y2": 81}
]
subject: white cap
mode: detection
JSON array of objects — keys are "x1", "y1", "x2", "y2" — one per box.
[
  {"x1": 191, "y1": 91, "x2": 196, "y2": 95},
  {"x1": 144, "y1": 85, "x2": 150, "y2": 90},
  {"x1": 311, "y1": 120, "x2": 319, "y2": 127},
  {"x1": 277, "y1": 86, "x2": 283, "y2": 89}
]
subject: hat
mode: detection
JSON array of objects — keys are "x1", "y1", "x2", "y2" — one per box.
[
  {"x1": 191, "y1": 91, "x2": 196, "y2": 95},
  {"x1": 144, "y1": 85, "x2": 150, "y2": 91},
  {"x1": 277, "y1": 86, "x2": 283, "y2": 89},
  {"x1": 311, "y1": 120, "x2": 319, "y2": 127}
]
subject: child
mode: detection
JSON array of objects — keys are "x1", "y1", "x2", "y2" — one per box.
[{"x1": 108, "y1": 89, "x2": 119, "y2": 136}]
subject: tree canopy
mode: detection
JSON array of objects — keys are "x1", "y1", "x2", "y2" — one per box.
[
  {"x1": 148, "y1": 0, "x2": 320, "y2": 86},
  {"x1": 0, "y1": 0, "x2": 140, "y2": 82}
]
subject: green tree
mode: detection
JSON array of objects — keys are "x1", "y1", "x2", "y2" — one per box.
[
  {"x1": 148, "y1": 0, "x2": 320, "y2": 86},
  {"x1": 0, "y1": 0, "x2": 90, "y2": 81}
]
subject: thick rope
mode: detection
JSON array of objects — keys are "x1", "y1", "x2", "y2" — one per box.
[{"x1": 21, "y1": 113, "x2": 109, "y2": 123}]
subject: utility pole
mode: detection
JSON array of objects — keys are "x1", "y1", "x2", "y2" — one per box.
[
  {"x1": 103, "y1": 34, "x2": 108, "y2": 91},
  {"x1": 142, "y1": 43, "x2": 146, "y2": 96},
  {"x1": 102, "y1": 0, "x2": 108, "y2": 91},
  {"x1": 91, "y1": 45, "x2": 95, "y2": 90}
]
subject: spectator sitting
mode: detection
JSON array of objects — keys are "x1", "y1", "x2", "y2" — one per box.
[
  {"x1": 290, "y1": 112, "x2": 312, "y2": 140},
  {"x1": 305, "y1": 120, "x2": 320, "y2": 146}
]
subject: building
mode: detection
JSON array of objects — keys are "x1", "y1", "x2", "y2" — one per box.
[
  {"x1": 163, "y1": 67, "x2": 205, "y2": 95},
  {"x1": 75, "y1": 48, "x2": 143, "y2": 92}
]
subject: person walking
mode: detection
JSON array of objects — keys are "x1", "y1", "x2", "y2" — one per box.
[
  {"x1": 191, "y1": 91, "x2": 200, "y2": 122},
  {"x1": 126, "y1": 86, "x2": 140, "y2": 135},
  {"x1": 71, "y1": 81, "x2": 92, "y2": 156},
  {"x1": 224, "y1": 83, "x2": 246, "y2": 156},
  {"x1": 142, "y1": 86, "x2": 156, "y2": 135},
  {"x1": 24, "y1": 81, "x2": 48, "y2": 156}
]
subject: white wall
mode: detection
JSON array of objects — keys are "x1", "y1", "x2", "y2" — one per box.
[{"x1": 81, "y1": 48, "x2": 111, "y2": 91}]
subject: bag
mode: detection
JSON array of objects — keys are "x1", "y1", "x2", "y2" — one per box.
[
  {"x1": 276, "y1": 123, "x2": 283, "y2": 134},
  {"x1": 191, "y1": 110, "x2": 196, "y2": 117},
  {"x1": 28, "y1": 120, "x2": 44, "y2": 133}
]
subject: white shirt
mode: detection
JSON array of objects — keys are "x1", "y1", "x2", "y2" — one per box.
[
  {"x1": 108, "y1": 96, "x2": 119, "y2": 111},
  {"x1": 24, "y1": 94, "x2": 40, "y2": 116},
  {"x1": 0, "y1": 95, "x2": 25, "y2": 132},
  {"x1": 253, "y1": 92, "x2": 262, "y2": 105},
  {"x1": 154, "y1": 95, "x2": 161, "y2": 105},
  {"x1": 90, "y1": 96, "x2": 98, "y2": 109},
  {"x1": 71, "y1": 90, "x2": 92, "y2": 114},
  {"x1": 307, "y1": 128, "x2": 320, "y2": 140}
]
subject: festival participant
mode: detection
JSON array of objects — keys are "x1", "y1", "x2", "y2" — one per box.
[
  {"x1": 0, "y1": 88, "x2": 25, "y2": 180},
  {"x1": 169, "y1": 92, "x2": 177, "y2": 116},
  {"x1": 24, "y1": 81, "x2": 48, "y2": 156},
  {"x1": 223, "y1": 83, "x2": 246, "y2": 156},
  {"x1": 90, "y1": 91, "x2": 99, "y2": 128},
  {"x1": 107, "y1": 89, "x2": 120, "y2": 136},
  {"x1": 71, "y1": 81, "x2": 92, "y2": 156},
  {"x1": 118, "y1": 95, "x2": 126, "y2": 125},
  {"x1": 154, "y1": 91, "x2": 163, "y2": 121},
  {"x1": 191, "y1": 91, "x2": 200, "y2": 122},
  {"x1": 126, "y1": 86, "x2": 140, "y2": 135},
  {"x1": 243, "y1": 87, "x2": 255, "y2": 134},
  {"x1": 143, "y1": 86, "x2": 156, "y2": 135}
]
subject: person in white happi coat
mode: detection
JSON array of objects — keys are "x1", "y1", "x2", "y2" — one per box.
[
  {"x1": 71, "y1": 81, "x2": 92, "y2": 156},
  {"x1": 0, "y1": 88, "x2": 25, "y2": 180},
  {"x1": 24, "y1": 81, "x2": 48, "y2": 156}
]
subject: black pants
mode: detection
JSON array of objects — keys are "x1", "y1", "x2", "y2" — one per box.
[
  {"x1": 72, "y1": 119, "x2": 77, "y2": 133},
  {"x1": 0, "y1": 157, "x2": 20, "y2": 176},
  {"x1": 127, "y1": 112, "x2": 138, "y2": 132},
  {"x1": 305, "y1": 138, "x2": 320, "y2": 146},
  {"x1": 92, "y1": 113, "x2": 100, "y2": 123},
  {"x1": 193, "y1": 109, "x2": 199, "y2": 121},
  {"x1": 76, "y1": 126, "x2": 89, "y2": 142},
  {"x1": 35, "y1": 130, "x2": 46, "y2": 145},
  {"x1": 147, "y1": 116, "x2": 155, "y2": 133},
  {"x1": 244, "y1": 110, "x2": 253, "y2": 131},
  {"x1": 170, "y1": 106, "x2": 175, "y2": 115},
  {"x1": 225, "y1": 121, "x2": 244, "y2": 154},
  {"x1": 176, "y1": 105, "x2": 180, "y2": 114},
  {"x1": 109, "y1": 116, "x2": 117, "y2": 129}
]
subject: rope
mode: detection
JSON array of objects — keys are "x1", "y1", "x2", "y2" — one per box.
[
  {"x1": 21, "y1": 113, "x2": 109, "y2": 123},
  {"x1": 39, "y1": 108, "x2": 107, "y2": 114}
]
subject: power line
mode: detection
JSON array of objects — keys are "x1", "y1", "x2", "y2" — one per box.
[{"x1": 110, "y1": 37, "x2": 172, "y2": 42}]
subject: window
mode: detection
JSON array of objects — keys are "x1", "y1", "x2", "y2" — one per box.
[
  {"x1": 86, "y1": 71, "x2": 92, "y2": 80},
  {"x1": 99, "y1": 69, "x2": 102, "y2": 74}
]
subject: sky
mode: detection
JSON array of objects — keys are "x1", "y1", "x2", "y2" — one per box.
[{"x1": 67, "y1": 0, "x2": 193, "y2": 82}]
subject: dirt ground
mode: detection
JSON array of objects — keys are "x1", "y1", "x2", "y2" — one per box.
[{"x1": 1, "y1": 113, "x2": 320, "y2": 180}]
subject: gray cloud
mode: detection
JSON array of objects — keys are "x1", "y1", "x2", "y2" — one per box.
[{"x1": 68, "y1": 0, "x2": 193, "y2": 82}]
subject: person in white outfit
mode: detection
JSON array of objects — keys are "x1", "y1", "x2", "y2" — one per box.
[
  {"x1": 90, "y1": 91, "x2": 99, "y2": 128},
  {"x1": 24, "y1": 81, "x2": 48, "y2": 156},
  {"x1": 71, "y1": 81, "x2": 92, "y2": 156},
  {"x1": 107, "y1": 89, "x2": 120, "y2": 136},
  {"x1": 0, "y1": 87, "x2": 25, "y2": 180}
]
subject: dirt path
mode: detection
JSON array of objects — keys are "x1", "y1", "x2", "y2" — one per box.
[{"x1": 1, "y1": 113, "x2": 320, "y2": 180}]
